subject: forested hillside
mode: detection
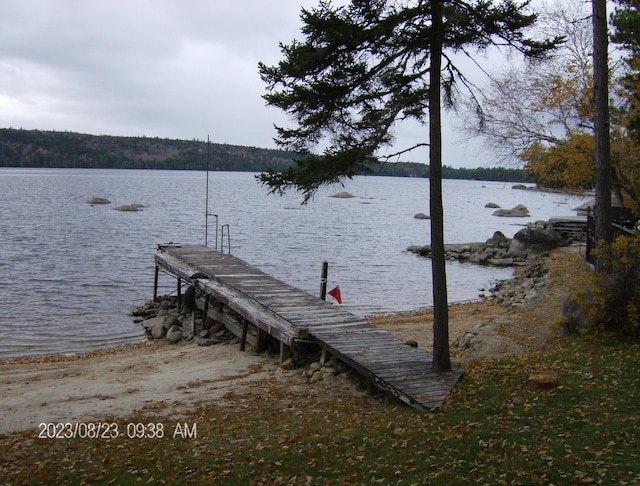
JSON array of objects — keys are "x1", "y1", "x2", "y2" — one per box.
[
  {"x1": 0, "y1": 128, "x2": 296, "y2": 172},
  {"x1": 0, "y1": 128, "x2": 531, "y2": 182}
]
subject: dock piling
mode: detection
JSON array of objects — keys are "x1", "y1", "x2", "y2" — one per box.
[{"x1": 153, "y1": 265, "x2": 160, "y2": 301}]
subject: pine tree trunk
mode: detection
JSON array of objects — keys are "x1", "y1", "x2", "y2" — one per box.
[
  {"x1": 429, "y1": 0, "x2": 451, "y2": 372},
  {"x1": 593, "y1": 0, "x2": 612, "y2": 266}
]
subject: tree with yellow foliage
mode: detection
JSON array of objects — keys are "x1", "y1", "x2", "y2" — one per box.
[
  {"x1": 523, "y1": 133, "x2": 595, "y2": 189},
  {"x1": 465, "y1": 0, "x2": 640, "y2": 214}
]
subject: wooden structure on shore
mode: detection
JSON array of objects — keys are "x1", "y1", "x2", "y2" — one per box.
[
  {"x1": 154, "y1": 244, "x2": 463, "y2": 411},
  {"x1": 548, "y1": 216, "x2": 588, "y2": 241}
]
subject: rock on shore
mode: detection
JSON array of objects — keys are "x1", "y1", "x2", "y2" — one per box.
[
  {"x1": 407, "y1": 222, "x2": 568, "y2": 267},
  {"x1": 489, "y1": 260, "x2": 550, "y2": 308}
]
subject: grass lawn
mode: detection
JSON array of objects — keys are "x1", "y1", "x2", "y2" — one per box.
[{"x1": 1, "y1": 334, "x2": 639, "y2": 485}]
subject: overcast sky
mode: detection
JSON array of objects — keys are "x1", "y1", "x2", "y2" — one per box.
[{"x1": 0, "y1": 1, "x2": 521, "y2": 168}]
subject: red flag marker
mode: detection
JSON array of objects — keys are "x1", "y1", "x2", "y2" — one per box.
[{"x1": 328, "y1": 285, "x2": 342, "y2": 304}]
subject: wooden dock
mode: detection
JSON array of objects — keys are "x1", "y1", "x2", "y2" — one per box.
[{"x1": 154, "y1": 244, "x2": 463, "y2": 411}]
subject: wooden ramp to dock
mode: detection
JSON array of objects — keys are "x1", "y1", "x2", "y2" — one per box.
[{"x1": 154, "y1": 244, "x2": 463, "y2": 411}]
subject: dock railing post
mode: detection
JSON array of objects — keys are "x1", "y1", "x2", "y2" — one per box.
[{"x1": 320, "y1": 261, "x2": 328, "y2": 300}]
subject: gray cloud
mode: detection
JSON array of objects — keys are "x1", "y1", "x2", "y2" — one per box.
[{"x1": 0, "y1": 0, "x2": 496, "y2": 166}]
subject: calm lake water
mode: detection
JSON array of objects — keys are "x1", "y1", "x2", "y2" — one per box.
[{"x1": 0, "y1": 168, "x2": 588, "y2": 359}]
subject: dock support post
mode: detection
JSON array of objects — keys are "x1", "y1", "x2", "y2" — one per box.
[
  {"x1": 280, "y1": 342, "x2": 290, "y2": 365},
  {"x1": 202, "y1": 294, "x2": 210, "y2": 323},
  {"x1": 176, "y1": 278, "x2": 182, "y2": 311},
  {"x1": 256, "y1": 328, "x2": 266, "y2": 353},
  {"x1": 153, "y1": 265, "x2": 159, "y2": 301},
  {"x1": 240, "y1": 319, "x2": 249, "y2": 352}
]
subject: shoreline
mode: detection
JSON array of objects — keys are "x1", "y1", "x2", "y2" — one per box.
[{"x1": 0, "y1": 298, "x2": 492, "y2": 365}]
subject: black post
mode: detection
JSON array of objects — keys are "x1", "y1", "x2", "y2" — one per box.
[
  {"x1": 320, "y1": 261, "x2": 328, "y2": 300},
  {"x1": 177, "y1": 278, "x2": 182, "y2": 311},
  {"x1": 153, "y1": 265, "x2": 159, "y2": 301}
]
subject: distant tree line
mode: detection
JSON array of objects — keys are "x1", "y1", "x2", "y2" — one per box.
[
  {"x1": 0, "y1": 128, "x2": 530, "y2": 182},
  {"x1": 371, "y1": 161, "x2": 533, "y2": 182}
]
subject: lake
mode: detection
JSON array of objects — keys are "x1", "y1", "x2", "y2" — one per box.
[{"x1": 0, "y1": 168, "x2": 588, "y2": 359}]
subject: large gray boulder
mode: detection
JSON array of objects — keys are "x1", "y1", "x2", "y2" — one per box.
[
  {"x1": 141, "y1": 315, "x2": 179, "y2": 330},
  {"x1": 142, "y1": 315, "x2": 180, "y2": 340},
  {"x1": 508, "y1": 227, "x2": 564, "y2": 258},
  {"x1": 166, "y1": 325, "x2": 183, "y2": 343},
  {"x1": 486, "y1": 231, "x2": 510, "y2": 248},
  {"x1": 150, "y1": 323, "x2": 167, "y2": 339}
]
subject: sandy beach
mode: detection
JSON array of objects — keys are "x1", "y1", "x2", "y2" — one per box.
[{"x1": 0, "y1": 341, "x2": 293, "y2": 434}]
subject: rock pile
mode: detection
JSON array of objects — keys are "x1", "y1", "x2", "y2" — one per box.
[
  {"x1": 408, "y1": 231, "x2": 517, "y2": 266},
  {"x1": 489, "y1": 260, "x2": 551, "y2": 308},
  {"x1": 131, "y1": 293, "x2": 348, "y2": 382},
  {"x1": 407, "y1": 221, "x2": 568, "y2": 267},
  {"x1": 453, "y1": 258, "x2": 552, "y2": 353},
  {"x1": 130, "y1": 295, "x2": 240, "y2": 346},
  {"x1": 282, "y1": 354, "x2": 351, "y2": 384}
]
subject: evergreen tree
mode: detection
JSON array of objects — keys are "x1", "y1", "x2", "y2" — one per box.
[
  {"x1": 258, "y1": 0, "x2": 559, "y2": 371},
  {"x1": 611, "y1": 0, "x2": 640, "y2": 54}
]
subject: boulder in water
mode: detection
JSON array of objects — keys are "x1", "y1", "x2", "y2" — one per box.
[
  {"x1": 492, "y1": 204, "x2": 529, "y2": 217},
  {"x1": 88, "y1": 197, "x2": 111, "y2": 205},
  {"x1": 113, "y1": 203, "x2": 145, "y2": 212},
  {"x1": 329, "y1": 191, "x2": 354, "y2": 198}
]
